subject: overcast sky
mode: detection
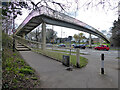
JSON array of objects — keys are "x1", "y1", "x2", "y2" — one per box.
[{"x1": 15, "y1": 0, "x2": 119, "y2": 38}]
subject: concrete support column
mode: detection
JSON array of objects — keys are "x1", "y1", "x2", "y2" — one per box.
[
  {"x1": 41, "y1": 22, "x2": 46, "y2": 50},
  {"x1": 89, "y1": 33, "x2": 92, "y2": 47}
]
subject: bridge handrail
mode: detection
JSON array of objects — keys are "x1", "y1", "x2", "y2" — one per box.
[{"x1": 15, "y1": 35, "x2": 41, "y2": 48}]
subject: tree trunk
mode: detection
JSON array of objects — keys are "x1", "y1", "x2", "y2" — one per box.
[{"x1": 79, "y1": 40, "x2": 80, "y2": 44}]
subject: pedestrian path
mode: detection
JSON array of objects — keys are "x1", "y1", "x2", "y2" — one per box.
[{"x1": 19, "y1": 51, "x2": 118, "y2": 88}]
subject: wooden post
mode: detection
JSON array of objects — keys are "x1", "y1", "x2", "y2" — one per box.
[{"x1": 76, "y1": 48, "x2": 80, "y2": 68}]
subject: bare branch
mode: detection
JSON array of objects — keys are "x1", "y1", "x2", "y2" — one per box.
[{"x1": 52, "y1": 1, "x2": 65, "y2": 11}]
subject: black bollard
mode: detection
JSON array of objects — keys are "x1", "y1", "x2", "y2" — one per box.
[
  {"x1": 13, "y1": 38, "x2": 15, "y2": 52},
  {"x1": 101, "y1": 53, "x2": 104, "y2": 74}
]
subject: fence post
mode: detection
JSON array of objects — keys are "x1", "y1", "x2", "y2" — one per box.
[
  {"x1": 76, "y1": 48, "x2": 80, "y2": 68},
  {"x1": 70, "y1": 48, "x2": 71, "y2": 55},
  {"x1": 52, "y1": 44, "x2": 53, "y2": 51},
  {"x1": 70, "y1": 40, "x2": 71, "y2": 55},
  {"x1": 37, "y1": 43, "x2": 39, "y2": 48}
]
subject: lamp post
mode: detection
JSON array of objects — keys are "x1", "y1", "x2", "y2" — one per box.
[
  {"x1": 61, "y1": 28, "x2": 62, "y2": 43},
  {"x1": 11, "y1": 4, "x2": 21, "y2": 52},
  {"x1": 68, "y1": 36, "x2": 72, "y2": 55},
  {"x1": 12, "y1": 11, "x2": 15, "y2": 52}
]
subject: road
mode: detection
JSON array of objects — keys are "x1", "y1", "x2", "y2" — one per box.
[{"x1": 19, "y1": 48, "x2": 119, "y2": 88}]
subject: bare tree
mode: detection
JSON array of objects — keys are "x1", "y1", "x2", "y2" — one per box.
[
  {"x1": 73, "y1": 34, "x2": 79, "y2": 43},
  {"x1": 46, "y1": 29, "x2": 57, "y2": 43},
  {"x1": 29, "y1": 0, "x2": 119, "y2": 15},
  {"x1": 2, "y1": 1, "x2": 29, "y2": 34},
  {"x1": 27, "y1": 28, "x2": 41, "y2": 42},
  {"x1": 73, "y1": 33, "x2": 86, "y2": 44}
]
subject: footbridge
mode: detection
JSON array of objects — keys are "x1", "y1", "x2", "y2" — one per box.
[{"x1": 15, "y1": 5, "x2": 110, "y2": 50}]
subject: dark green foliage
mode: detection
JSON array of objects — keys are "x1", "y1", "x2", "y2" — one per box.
[
  {"x1": 111, "y1": 19, "x2": 120, "y2": 47},
  {"x1": 24, "y1": 66, "x2": 32, "y2": 69},
  {"x1": 2, "y1": 33, "x2": 40, "y2": 89},
  {"x1": 2, "y1": 32, "x2": 12, "y2": 47},
  {"x1": 19, "y1": 68, "x2": 34, "y2": 74},
  {"x1": 31, "y1": 77, "x2": 37, "y2": 80}
]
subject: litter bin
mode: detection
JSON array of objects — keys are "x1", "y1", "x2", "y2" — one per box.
[{"x1": 62, "y1": 55, "x2": 70, "y2": 67}]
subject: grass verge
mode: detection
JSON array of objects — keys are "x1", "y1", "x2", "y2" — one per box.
[
  {"x1": 116, "y1": 57, "x2": 120, "y2": 59},
  {"x1": 34, "y1": 49, "x2": 88, "y2": 68},
  {"x1": 48, "y1": 49, "x2": 89, "y2": 55},
  {"x1": 110, "y1": 48, "x2": 120, "y2": 51}
]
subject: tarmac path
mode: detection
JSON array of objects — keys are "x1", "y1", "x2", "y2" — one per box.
[{"x1": 19, "y1": 49, "x2": 118, "y2": 88}]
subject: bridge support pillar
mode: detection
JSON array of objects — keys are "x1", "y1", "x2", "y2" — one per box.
[
  {"x1": 100, "y1": 38, "x2": 102, "y2": 45},
  {"x1": 89, "y1": 33, "x2": 92, "y2": 48},
  {"x1": 41, "y1": 22, "x2": 46, "y2": 50}
]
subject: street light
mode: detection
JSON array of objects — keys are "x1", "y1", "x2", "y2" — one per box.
[
  {"x1": 11, "y1": 5, "x2": 21, "y2": 52},
  {"x1": 12, "y1": 11, "x2": 15, "y2": 52}
]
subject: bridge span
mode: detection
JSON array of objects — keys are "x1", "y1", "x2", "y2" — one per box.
[{"x1": 15, "y1": 5, "x2": 110, "y2": 50}]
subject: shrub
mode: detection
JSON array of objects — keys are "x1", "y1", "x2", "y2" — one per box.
[
  {"x1": 24, "y1": 66, "x2": 32, "y2": 69},
  {"x1": 19, "y1": 73, "x2": 25, "y2": 78},
  {"x1": 19, "y1": 68, "x2": 34, "y2": 74},
  {"x1": 31, "y1": 77, "x2": 37, "y2": 80}
]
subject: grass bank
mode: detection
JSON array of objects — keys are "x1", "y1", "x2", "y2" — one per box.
[
  {"x1": 110, "y1": 48, "x2": 120, "y2": 51},
  {"x1": 34, "y1": 49, "x2": 88, "y2": 68},
  {"x1": 2, "y1": 32, "x2": 40, "y2": 89},
  {"x1": 48, "y1": 49, "x2": 89, "y2": 55},
  {"x1": 116, "y1": 57, "x2": 120, "y2": 59}
]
